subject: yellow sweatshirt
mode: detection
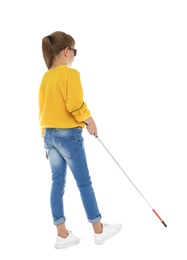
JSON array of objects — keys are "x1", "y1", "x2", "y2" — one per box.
[{"x1": 39, "y1": 65, "x2": 90, "y2": 137}]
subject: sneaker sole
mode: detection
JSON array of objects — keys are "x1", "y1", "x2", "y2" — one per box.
[
  {"x1": 95, "y1": 225, "x2": 122, "y2": 245},
  {"x1": 55, "y1": 239, "x2": 81, "y2": 249}
]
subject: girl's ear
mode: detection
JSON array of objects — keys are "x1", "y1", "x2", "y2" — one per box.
[{"x1": 64, "y1": 47, "x2": 69, "y2": 57}]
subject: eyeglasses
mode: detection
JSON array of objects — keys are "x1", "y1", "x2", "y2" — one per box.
[
  {"x1": 60, "y1": 47, "x2": 77, "y2": 57},
  {"x1": 69, "y1": 47, "x2": 77, "y2": 57}
]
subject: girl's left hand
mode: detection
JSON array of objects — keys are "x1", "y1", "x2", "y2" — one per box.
[{"x1": 45, "y1": 150, "x2": 48, "y2": 159}]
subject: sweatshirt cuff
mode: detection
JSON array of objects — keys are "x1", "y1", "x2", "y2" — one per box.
[{"x1": 71, "y1": 102, "x2": 91, "y2": 122}]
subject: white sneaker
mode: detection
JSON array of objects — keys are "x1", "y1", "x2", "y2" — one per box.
[
  {"x1": 94, "y1": 223, "x2": 122, "y2": 245},
  {"x1": 55, "y1": 230, "x2": 81, "y2": 249}
]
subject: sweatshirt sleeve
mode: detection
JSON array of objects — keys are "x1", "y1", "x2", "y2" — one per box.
[{"x1": 66, "y1": 69, "x2": 91, "y2": 122}]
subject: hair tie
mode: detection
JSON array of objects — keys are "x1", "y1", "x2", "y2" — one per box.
[{"x1": 48, "y1": 35, "x2": 52, "y2": 41}]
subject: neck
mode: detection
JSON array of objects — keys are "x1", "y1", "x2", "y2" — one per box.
[{"x1": 51, "y1": 56, "x2": 66, "y2": 69}]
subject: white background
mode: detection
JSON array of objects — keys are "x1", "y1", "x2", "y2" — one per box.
[{"x1": 0, "y1": 0, "x2": 187, "y2": 259}]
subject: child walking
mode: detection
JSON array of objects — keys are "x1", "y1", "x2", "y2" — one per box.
[{"x1": 39, "y1": 31, "x2": 122, "y2": 249}]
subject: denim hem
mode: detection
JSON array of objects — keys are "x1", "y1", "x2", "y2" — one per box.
[
  {"x1": 88, "y1": 214, "x2": 102, "y2": 224},
  {"x1": 53, "y1": 217, "x2": 66, "y2": 226}
]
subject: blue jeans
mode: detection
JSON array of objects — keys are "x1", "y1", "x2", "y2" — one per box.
[{"x1": 44, "y1": 127, "x2": 101, "y2": 225}]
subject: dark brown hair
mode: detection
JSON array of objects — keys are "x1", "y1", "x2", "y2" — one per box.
[{"x1": 42, "y1": 31, "x2": 75, "y2": 69}]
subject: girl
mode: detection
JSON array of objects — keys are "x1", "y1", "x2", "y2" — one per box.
[{"x1": 39, "y1": 31, "x2": 121, "y2": 249}]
